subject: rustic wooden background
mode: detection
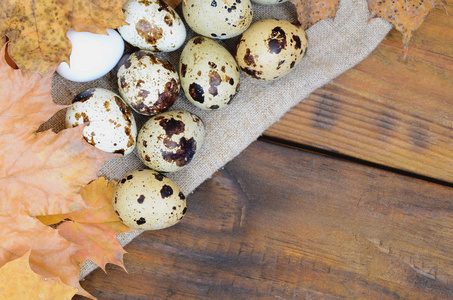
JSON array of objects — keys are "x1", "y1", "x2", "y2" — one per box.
[{"x1": 75, "y1": 3, "x2": 453, "y2": 299}]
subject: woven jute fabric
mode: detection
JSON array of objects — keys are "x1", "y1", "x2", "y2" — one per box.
[{"x1": 50, "y1": 0, "x2": 392, "y2": 279}]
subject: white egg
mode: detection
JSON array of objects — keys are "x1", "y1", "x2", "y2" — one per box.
[
  {"x1": 57, "y1": 29, "x2": 124, "y2": 82},
  {"x1": 65, "y1": 88, "x2": 137, "y2": 155},
  {"x1": 118, "y1": 0, "x2": 186, "y2": 52}
]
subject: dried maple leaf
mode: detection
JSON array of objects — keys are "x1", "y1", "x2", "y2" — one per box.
[
  {"x1": 368, "y1": 0, "x2": 446, "y2": 57},
  {"x1": 0, "y1": 0, "x2": 127, "y2": 74},
  {"x1": 290, "y1": 0, "x2": 340, "y2": 29},
  {"x1": 0, "y1": 45, "x2": 119, "y2": 298},
  {"x1": 39, "y1": 178, "x2": 134, "y2": 272},
  {"x1": 0, "y1": 251, "x2": 78, "y2": 299}
]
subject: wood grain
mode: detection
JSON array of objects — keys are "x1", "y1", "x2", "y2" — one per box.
[
  {"x1": 264, "y1": 2, "x2": 453, "y2": 183},
  {"x1": 76, "y1": 141, "x2": 453, "y2": 299}
]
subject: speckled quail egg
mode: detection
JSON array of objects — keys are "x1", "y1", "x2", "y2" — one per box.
[
  {"x1": 235, "y1": 19, "x2": 308, "y2": 81},
  {"x1": 179, "y1": 37, "x2": 240, "y2": 110},
  {"x1": 118, "y1": 0, "x2": 186, "y2": 52},
  {"x1": 137, "y1": 110, "x2": 205, "y2": 172},
  {"x1": 117, "y1": 50, "x2": 180, "y2": 115},
  {"x1": 113, "y1": 169, "x2": 187, "y2": 230},
  {"x1": 183, "y1": 0, "x2": 253, "y2": 39},
  {"x1": 65, "y1": 88, "x2": 137, "y2": 155},
  {"x1": 250, "y1": 0, "x2": 289, "y2": 4}
]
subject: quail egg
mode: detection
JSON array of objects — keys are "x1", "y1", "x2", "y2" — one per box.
[
  {"x1": 183, "y1": 0, "x2": 253, "y2": 39},
  {"x1": 137, "y1": 110, "x2": 205, "y2": 172},
  {"x1": 113, "y1": 169, "x2": 187, "y2": 230},
  {"x1": 65, "y1": 88, "x2": 137, "y2": 155},
  {"x1": 117, "y1": 50, "x2": 180, "y2": 116},
  {"x1": 118, "y1": 0, "x2": 186, "y2": 52},
  {"x1": 235, "y1": 19, "x2": 308, "y2": 81},
  {"x1": 180, "y1": 37, "x2": 240, "y2": 110}
]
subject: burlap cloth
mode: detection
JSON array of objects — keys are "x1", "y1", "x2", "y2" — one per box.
[{"x1": 50, "y1": 0, "x2": 392, "y2": 279}]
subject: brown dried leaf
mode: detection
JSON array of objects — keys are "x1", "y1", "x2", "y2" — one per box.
[
  {"x1": 0, "y1": 45, "x2": 119, "y2": 298},
  {"x1": 54, "y1": 178, "x2": 134, "y2": 272},
  {"x1": 0, "y1": 251, "x2": 78, "y2": 299},
  {"x1": 0, "y1": 0, "x2": 127, "y2": 74},
  {"x1": 290, "y1": 0, "x2": 340, "y2": 29},
  {"x1": 368, "y1": 0, "x2": 446, "y2": 56}
]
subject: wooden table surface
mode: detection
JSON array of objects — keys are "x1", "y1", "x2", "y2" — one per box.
[{"x1": 75, "y1": 4, "x2": 453, "y2": 299}]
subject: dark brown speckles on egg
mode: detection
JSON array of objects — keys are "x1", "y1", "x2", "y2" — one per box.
[
  {"x1": 154, "y1": 173, "x2": 164, "y2": 181},
  {"x1": 137, "y1": 195, "x2": 145, "y2": 204},
  {"x1": 189, "y1": 82, "x2": 205, "y2": 103},
  {"x1": 208, "y1": 70, "x2": 222, "y2": 96},
  {"x1": 159, "y1": 117, "x2": 185, "y2": 138},
  {"x1": 136, "y1": 79, "x2": 145, "y2": 88},
  {"x1": 136, "y1": 217, "x2": 146, "y2": 225},
  {"x1": 164, "y1": 14, "x2": 173, "y2": 27},
  {"x1": 181, "y1": 63, "x2": 187, "y2": 77},
  {"x1": 179, "y1": 192, "x2": 185, "y2": 200},
  {"x1": 161, "y1": 137, "x2": 197, "y2": 167},
  {"x1": 138, "y1": 0, "x2": 153, "y2": 6},
  {"x1": 163, "y1": 138, "x2": 178, "y2": 149},
  {"x1": 120, "y1": 76, "x2": 128, "y2": 89},
  {"x1": 137, "y1": 89, "x2": 150, "y2": 101},
  {"x1": 267, "y1": 27, "x2": 287, "y2": 54},
  {"x1": 135, "y1": 19, "x2": 163, "y2": 45},
  {"x1": 293, "y1": 34, "x2": 302, "y2": 50},
  {"x1": 243, "y1": 48, "x2": 257, "y2": 67},
  {"x1": 160, "y1": 184, "x2": 174, "y2": 198}
]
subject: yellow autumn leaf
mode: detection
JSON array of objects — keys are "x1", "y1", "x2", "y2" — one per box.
[{"x1": 0, "y1": 251, "x2": 77, "y2": 300}]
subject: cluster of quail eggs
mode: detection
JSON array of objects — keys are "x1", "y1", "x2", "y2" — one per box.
[{"x1": 62, "y1": 0, "x2": 308, "y2": 231}]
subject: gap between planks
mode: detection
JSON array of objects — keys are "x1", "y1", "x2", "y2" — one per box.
[{"x1": 258, "y1": 135, "x2": 453, "y2": 189}]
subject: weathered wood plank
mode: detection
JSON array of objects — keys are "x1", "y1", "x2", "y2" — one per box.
[
  {"x1": 264, "y1": 4, "x2": 453, "y2": 183},
  {"x1": 76, "y1": 141, "x2": 453, "y2": 299}
]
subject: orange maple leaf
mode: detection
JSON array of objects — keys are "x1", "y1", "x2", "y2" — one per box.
[
  {"x1": 0, "y1": 45, "x2": 120, "y2": 298},
  {"x1": 0, "y1": 251, "x2": 78, "y2": 299},
  {"x1": 290, "y1": 0, "x2": 340, "y2": 30},
  {"x1": 42, "y1": 178, "x2": 134, "y2": 272},
  {"x1": 0, "y1": 0, "x2": 127, "y2": 74},
  {"x1": 368, "y1": 0, "x2": 446, "y2": 57}
]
